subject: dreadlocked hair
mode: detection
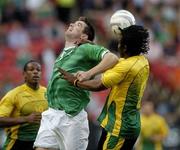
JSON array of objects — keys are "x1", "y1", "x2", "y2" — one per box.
[{"x1": 119, "y1": 25, "x2": 150, "y2": 56}]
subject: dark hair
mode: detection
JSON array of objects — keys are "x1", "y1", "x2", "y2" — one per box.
[
  {"x1": 78, "y1": 17, "x2": 95, "y2": 41},
  {"x1": 119, "y1": 25, "x2": 150, "y2": 56},
  {"x1": 23, "y1": 60, "x2": 40, "y2": 71}
]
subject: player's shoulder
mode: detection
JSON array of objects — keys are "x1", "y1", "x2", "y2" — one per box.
[
  {"x1": 4, "y1": 84, "x2": 25, "y2": 98},
  {"x1": 39, "y1": 85, "x2": 47, "y2": 92},
  {"x1": 148, "y1": 113, "x2": 165, "y2": 124},
  {"x1": 130, "y1": 55, "x2": 148, "y2": 62},
  {"x1": 117, "y1": 57, "x2": 130, "y2": 65},
  {"x1": 78, "y1": 43, "x2": 103, "y2": 49},
  {"x1": 124, "y1": 55, "x2": 148, "y2": 65},
  {"x1": 153, "y1": 113, "x2": 165, "y2": 120}
]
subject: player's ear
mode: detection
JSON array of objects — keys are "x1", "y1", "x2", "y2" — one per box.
[
  {"x1": 81, "y1": 33, "x2": 88, "y2": 40},
  {"x1": 23, "y1": 71, "x2": 27, "y2": 82}
]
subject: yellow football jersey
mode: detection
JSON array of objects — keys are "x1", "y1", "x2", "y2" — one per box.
[
  {"x1": 0, "y1": 84, "x2": 47, "y2": 149},
  {"x1": 136, "y1": 113, "x2": 169, "y2": 150},
  {"x1": 98, "y1": 55, "x2": 149, "y2": 137}
]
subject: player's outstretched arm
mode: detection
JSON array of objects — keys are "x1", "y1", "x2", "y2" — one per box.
[
  {"x1": 76, "y1": 52, "x2": 118, "y2": 81},
  {"x1": 59, "y1": 68, "x2": 107, "y2": 91}
]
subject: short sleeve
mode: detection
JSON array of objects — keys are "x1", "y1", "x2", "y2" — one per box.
[
  {"x1": 101, "y1": 59, "x2": 129, "y2": 88},
  {"x1": 0, "y1": 95, "x2": 15, "y2": 117},
  {"x1": 82, "y1": 44, "x2": 109, "y2": 61}
]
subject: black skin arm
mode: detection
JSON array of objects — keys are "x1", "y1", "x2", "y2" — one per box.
[
  {"x1": 0, "y1": 112, "x2": 42, "y2": 128},
  {"x1": 58, "y1": 68, "x2": 107, "y2": 91}
]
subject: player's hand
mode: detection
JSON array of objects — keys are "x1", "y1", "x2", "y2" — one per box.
[
  {"x1": 25, "y1": 112, "x2": 42, "y2": 124},
  {"x1": 76, "y1": 71, "x2": 91, "y2": 81},
  {"x1": 58, "y1": 67, "x2": 77, "y2": 84}
]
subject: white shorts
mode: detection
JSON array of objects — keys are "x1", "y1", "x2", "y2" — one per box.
[{"x1": 34, "y1": 108, "x2": 89, "y2": 150}]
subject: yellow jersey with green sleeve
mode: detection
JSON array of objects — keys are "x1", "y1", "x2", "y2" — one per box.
[
  {"x1": 98, "y1": 55, "x2": 149, "y2": 138},
  {"x1": 136, "y1": 113, "x2": 169, "y2": 150},
  {"x1": 0, "y1": 84, "x2": 47, "y2": 143}
]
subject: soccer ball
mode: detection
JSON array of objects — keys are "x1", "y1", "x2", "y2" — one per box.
[{"x1": 110, "y1": 10, "x2": 136, "y2": 36}]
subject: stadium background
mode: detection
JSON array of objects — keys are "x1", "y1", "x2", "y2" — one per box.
[{"x1": 0, "y1": 0, "x2": 179, "y2": 149}]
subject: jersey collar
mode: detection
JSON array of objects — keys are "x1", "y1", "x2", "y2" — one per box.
[{"x1": 64, "y1": 46, "x2": 76, "y2": 51}]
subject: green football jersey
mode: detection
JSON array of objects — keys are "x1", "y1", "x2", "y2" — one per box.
[{"x1": 47, "y1": 43, "x2": 109, "y2": 116}]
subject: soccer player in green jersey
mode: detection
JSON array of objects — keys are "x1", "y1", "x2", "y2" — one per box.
[
  {"x1": 0, "y1": 60, "x2": 48, "y2": 150},
  {"x1": 59, "y1": 25, "x2": 150, "y2": 150},
  {"x1": 34, "y1": 17, "x2": 118, "y2": 150}
]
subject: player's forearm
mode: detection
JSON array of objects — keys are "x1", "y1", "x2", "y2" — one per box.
[
  {"x1": 87, "y1": 53, "x2": 118, "y2": 77},
  {"x1": 0, "y1": 117, "x2": 28, "y2": 127},
  {"x1": 77, "y1": 79, "x2": 106, "y2": 91}
]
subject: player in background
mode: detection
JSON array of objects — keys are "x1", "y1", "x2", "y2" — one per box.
[
  {"x1": 0, "y1": 60, "x2": 48, "y2": 150},
  {"x1": 34, "y1": 16, "x2": 118, "y2": 150},
  {"x1": 59, "y1": 25, "x2": 150, "y2": 150},
  {"x1": 135, "y1": 100, "x2": 169, "y2": 150}
]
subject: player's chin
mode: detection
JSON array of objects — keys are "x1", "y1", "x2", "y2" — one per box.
[
  {"x1": 65, "y1": 30, "x2": 72, "y2": 35},
  {"x1": 31, "y1": 78, "x2": 40, "y2": 83}
]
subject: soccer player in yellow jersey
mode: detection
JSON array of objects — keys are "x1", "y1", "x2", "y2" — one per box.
[
  {"x1": 59, "y1": 25, "x2": 150, "y2": 150},
  {"x1": 135, "y1": 101, "x2": 169, "y2": 150},
  {"x1": 0, "y1": 60, "x2": 48, "y2": 150}
]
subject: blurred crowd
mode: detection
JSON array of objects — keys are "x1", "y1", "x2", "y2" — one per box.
[{"x1": 0, "y1": 0, "x2": 179, "y2": 149}]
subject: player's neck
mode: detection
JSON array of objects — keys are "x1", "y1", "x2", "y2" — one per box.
[
  {"x1": 26, "y1": 83, "x2": 39, "y2": 90},
  {"x1": 64, "y1": 41, "x2": 77, "y2": 48}
]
